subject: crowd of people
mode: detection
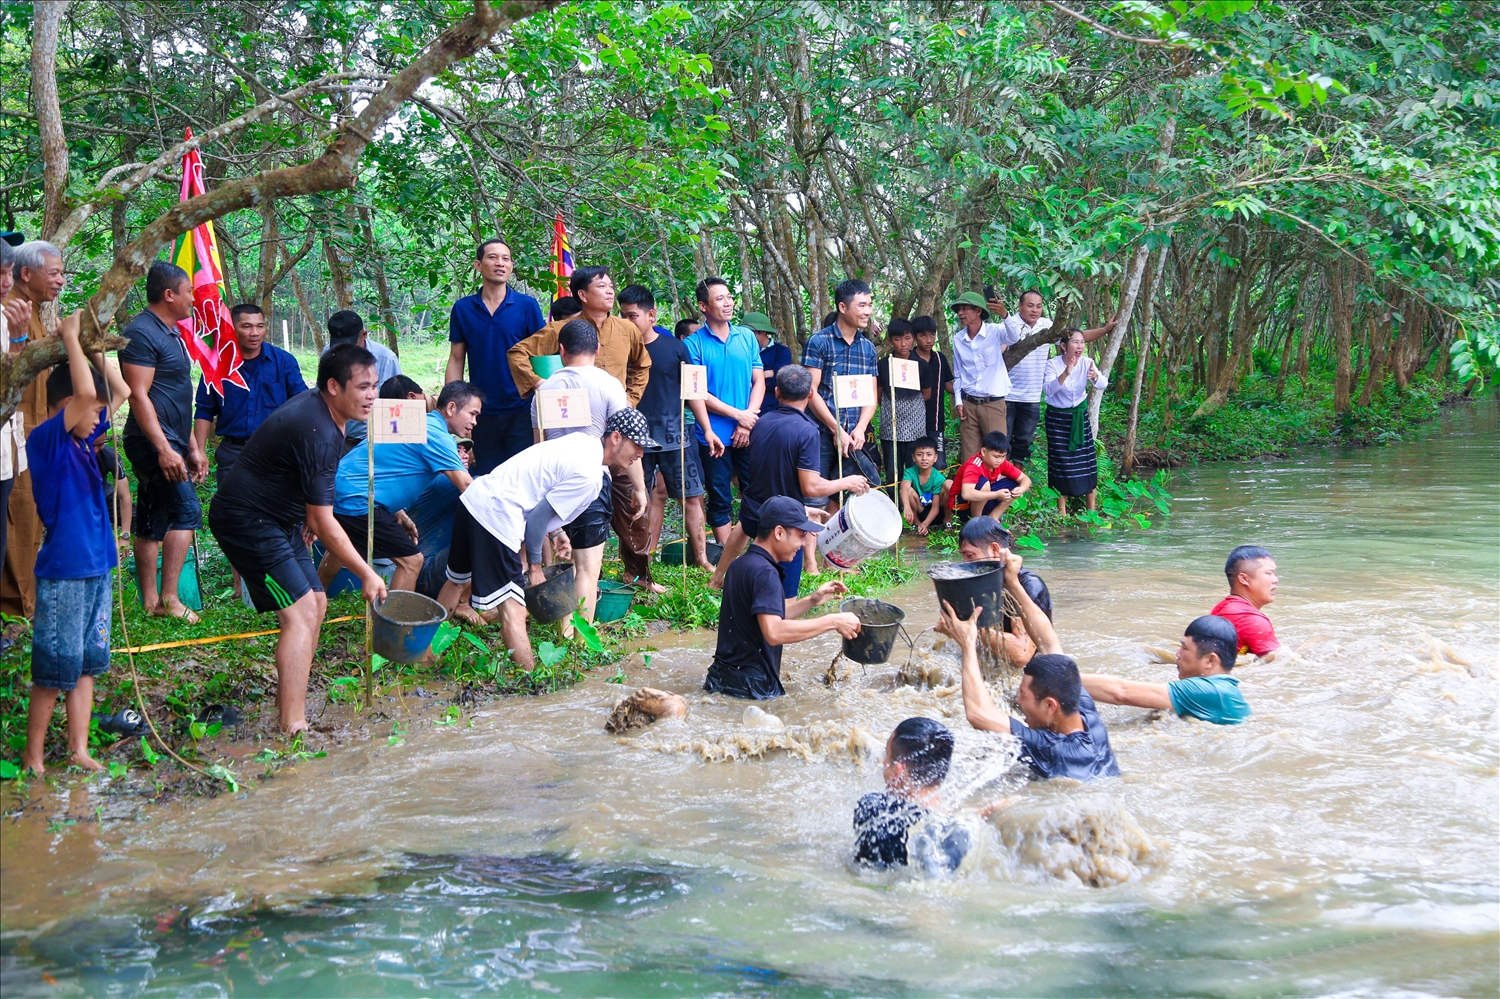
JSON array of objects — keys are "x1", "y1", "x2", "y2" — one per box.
[{"x1": 4, "y1": 232, "x2": 1283, "y2": 879}]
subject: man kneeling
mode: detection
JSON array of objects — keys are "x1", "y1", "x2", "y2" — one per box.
[
  {"x1": 703, "y1": 496, "x2": 861, "y2": 699},
  {"x1": 1080, "y1": 615, "x2": 1250, "y2": 725}
]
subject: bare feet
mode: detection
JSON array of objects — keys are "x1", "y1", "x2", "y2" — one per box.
[
  {"x1": 452, "y1": 603, "x2": 481, "y2": 627},
  {"x1": 69, "y1": 750, "x2": 104, "y2": 772},
  {"x1": 284, "y1": 718, "x2": 310, "y2": 736},
  {"x1": 151, "y1": 600, "x2": 200, "y2": 624},
  {"x1": 694, "y1": 559, "x2": 716, "y2": 573},
  {"x1": 20, "y1": 752, "x2": 44, "y2": 776}
]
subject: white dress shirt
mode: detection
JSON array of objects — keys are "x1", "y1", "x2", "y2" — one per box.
[
  {"x1": 951, "y1": 321, "x2": 1023, "y2": 401},
  {"x1": 1001, "y1": 316, "x2": 1054, "y2": 403},
  {"x1": 1043, "y1": 354, "x2": 1107, "y2": 408}
]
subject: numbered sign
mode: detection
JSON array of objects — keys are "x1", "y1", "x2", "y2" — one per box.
[
  {"x1": 536, "y1": 387, "x2": 593, "y2": 429},
  {"x1": 370, "y1": 399, "x2": 426, "y2": 444},
  {"x1": 889, "y1": 357, "x2": 920, "y2": 390},
  {"x1": 680, "y1": 363, "x2": 709, "y2": 400},
  {"x1": 833, "y1": 374, "x2": 877, "y2": 409}
]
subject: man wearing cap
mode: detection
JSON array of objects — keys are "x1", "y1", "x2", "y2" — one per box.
[
  {"x1": 324, "y1": 310, "x2": 401, "y2": 443},
  {"x1": 747, "y1": 312, "x2": 792, "y2": 416},
  {"x1": 704, "y1": 495, "x2": 861, "y2": 700},
  {"x1": 441, "y1": 409, "x2": 658, "y2": 666},
  {"x1": 445, "y1": 238, "x2": 547, "y2": 474},
  {"x1": 950, "y1": 290, "x2": 1027, "y2": 466}
]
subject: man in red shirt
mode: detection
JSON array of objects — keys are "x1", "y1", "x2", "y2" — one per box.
[
  {"x1": 950, "y1": 430, "x2": 1030, "y2": 522},
  {"x1": 1211, "y1": 545, "x2": 1280, "y2": 659}
]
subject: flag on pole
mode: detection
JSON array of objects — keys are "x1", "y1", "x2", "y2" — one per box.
[
  {"x1": 170, "y1": 127, "x2": 245, "y2": 398},
  {"x1": 550, "y1": 210, "x2": 573, "y2": 298}
]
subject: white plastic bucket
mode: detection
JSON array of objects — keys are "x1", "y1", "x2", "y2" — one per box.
[{"x1": 817, "y1": 490, "x2": 903, "y2": 570}]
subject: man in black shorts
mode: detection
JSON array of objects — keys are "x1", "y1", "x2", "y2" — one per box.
[
  {"x1": 209, "y1": 344, "x2": 388, "y2": 733},
  {"x1": 442, "y1": 408, "x2": 659, "y2": 668}
]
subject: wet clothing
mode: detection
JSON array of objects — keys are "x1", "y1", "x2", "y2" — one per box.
[
  {"x1": 332, "y1": 506, "x2": 421, "y2": 561},
  {"x1": 460, "y1": 435, "x2": 604, "y2": 552},
  {"x1": 193, "y1": 342, "x2": 307, "y2": 440},
  {"x1": 704, "y1": 544, "x2": 787, "y2": 699},
  {"x1": 449, "y1": 287, "x2": 547, "y2": 416},
  {"x1": 1168, "y1": 674, "x2": 1251, "y2": 725},
  {"x1": 445, "y1": 501, "x2": 525, "y2": 611},
  {"x1": 211, "y1": 515, "x2": 322, "y2": 613},
  {"x1": 213, "y1": 390, "x2": 345, "y2": 529},
  {"x1": 1011, "y1": 689, "x2": 1120, "y2": 781},
  {"x1": 120, "y1": 308, "x2": 194, "y2": 449},
  {"x1": 1210, "y1": 595, "x2": 1280, "y2": 656},
  {"x1": 31, "y1": 413, "x2": 115, "y2": 580},
  {"x1": 853, "y1": 792, "x2": 971, "y2": 876}
]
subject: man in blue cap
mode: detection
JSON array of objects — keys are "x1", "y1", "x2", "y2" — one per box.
[{"x1": 704, "y1": 495, "x2": 862, "y2": 699}]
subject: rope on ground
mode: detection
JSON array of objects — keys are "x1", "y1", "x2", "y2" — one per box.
[{"x1": 111, "y1": 614, "x2": 359, "y2": 654}]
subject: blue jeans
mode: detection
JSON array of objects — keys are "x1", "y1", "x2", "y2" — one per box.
[
  {"x1": 699, "y1": 441, "x2": 752, "y2": 529},
  {"x1": 32, "y1": 575, "x2": 112, "y2": 690}
]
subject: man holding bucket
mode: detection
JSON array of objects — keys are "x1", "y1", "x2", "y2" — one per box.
[{"x1": 704, "y1": 496, "x2": 861, "y2": 700}]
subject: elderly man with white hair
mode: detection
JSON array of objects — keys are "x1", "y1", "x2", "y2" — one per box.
[{"x1": 2, "y1": 238, "x2": 67, "y2": 620}]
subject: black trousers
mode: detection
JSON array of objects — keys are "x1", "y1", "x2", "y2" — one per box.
[
  {"x1": 472, "y1": 412, "x2": 533, "y2": 476},
  {"x1": 1007, "y1": 401, "x2": 1042, "y2": 466}
]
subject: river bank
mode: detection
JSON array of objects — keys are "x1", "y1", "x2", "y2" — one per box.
[{"x1": 1, "y1": 397, "x2": 1494, "y2": 996}]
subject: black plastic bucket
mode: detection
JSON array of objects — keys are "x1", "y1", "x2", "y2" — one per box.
[
  {"x1": 927, "y1": 560, "x2": 1005, "y2": 629},
  {"x1": 525, "y1": 563, "x2": 576, "y2": 623},
  {"x1": 840, "y1": 598, "x2": 908, "y2": 664},
  {"x1": 371, "y1": 590, "x2": 447, "y2": 664}
]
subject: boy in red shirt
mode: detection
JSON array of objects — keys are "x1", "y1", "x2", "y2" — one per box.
[
  {"x1": 950, "y1": 430, "x2": 1030, "y2": 522},
  {"x1": 1211, "y1": 545, "x2": 1280, "y2": 659}
]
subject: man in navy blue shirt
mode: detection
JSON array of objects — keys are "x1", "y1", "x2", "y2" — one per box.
[
  {"x1": 708, "y1": 364, "x2": 870, "y2": 595},
  {"x1": 445, "y1": 238, "x2": 545, "y2": 474},
  {"x1": 936, "y1": 549, "x2": 1121, "y2": 781},
  {"x1": 746, "y1": 312, "x2": 791, "y2": 415},
  {"x1": 191, "y1": 303, "x2": 307, "y2": 487}
]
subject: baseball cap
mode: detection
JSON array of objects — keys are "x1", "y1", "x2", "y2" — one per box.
[
  {"x1": 0, "y1": 231, "x2": 23, "y2": 247},
  {"x1": 605, "y1": 407, "x2": 662, "y2": 450},
  {"x1": 758, "y1": 495, "x2": 823, "y2": 534},
  {"x1": 327, "y1": 309, "x2": 365, "y2": 344}
]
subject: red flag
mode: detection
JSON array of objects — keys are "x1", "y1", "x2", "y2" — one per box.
[
  {"x1": 550, "y1": 210, "x2": 573, "y2": 298},
  {"x1": 170, "y1": 128, "x2": 246, "y2": 397}
]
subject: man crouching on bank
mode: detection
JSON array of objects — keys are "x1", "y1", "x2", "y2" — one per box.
[{"x1": 703, "y1": 495, "x2": 861, "y2": 699}]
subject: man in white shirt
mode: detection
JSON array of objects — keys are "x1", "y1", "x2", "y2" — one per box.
[
  {"x1": 440, "y1": 408, "x2": 658, "y2": 668},
  {"x1": 996, "y1": 290, "x2": 1115, "y2": 468},
  {"x1": 949, "y1": 290, "x2": 1022, "y2": 466}
]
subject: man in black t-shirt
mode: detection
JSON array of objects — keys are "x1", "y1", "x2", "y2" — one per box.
[
  {"x1": 703, "y1": 496, "x2": 861, "y2": 700},
  {"x1": 620, "y1": 285, "x2": 711, "y2": 574},
  {"x1": 209, "y1": 344, "x2": 388, "y2": 734},
  {"x1": 912, "y1": 316, "x2": 954, "y2": 468},
  {"x1": 708, "y1": 365, "x2": 869, "y2": 595}
]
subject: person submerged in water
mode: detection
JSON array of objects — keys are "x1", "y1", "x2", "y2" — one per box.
[
  {"x1": 1212, "y1": 544, "x2": 1280, "y2": 661},
  {"x1": 1080, "y1": 615, "x2": 1251, "y2": 725},
  {"x1": 937, "y1": 550, "x2": 1120, "y2": 781},
  {"x1": 958, "y1": 515, "x2": 1052, "y2": 664},
  {"x1": 853, "y1": 716, "x2": 973, "y2": 876}
]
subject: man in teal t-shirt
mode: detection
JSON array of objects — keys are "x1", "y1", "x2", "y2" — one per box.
[{"x1": 1080, "y1": 615, "x2": 1250, "y2": 725}]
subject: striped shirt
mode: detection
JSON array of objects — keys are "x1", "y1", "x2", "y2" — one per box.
[
  {"x1": 802, "y1": 324, "x2": 877, "y2": 433},
  {"x1": 1002, "y1": 316, "x2": 1055, "y2": 403}
]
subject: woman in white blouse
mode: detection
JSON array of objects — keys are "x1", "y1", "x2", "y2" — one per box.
[{"x1": 1042, "y1": 327, "x2": 1107, "y2": 515}]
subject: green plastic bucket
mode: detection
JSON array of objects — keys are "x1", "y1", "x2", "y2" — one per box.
[
  {"x1": 658, "y1": 539, "x2": 722, "y2": 566},
  {"x1": 595, "y1": 580, "x2": 638, "y2": 622},
  {"x1": 530, "y1": 354, "x2": 564, "y2": 379},
  {"x1": 127, "y1": 548, "x2": 203, "y2": 611}
]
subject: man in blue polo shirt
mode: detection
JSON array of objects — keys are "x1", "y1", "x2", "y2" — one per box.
[
  {"x1": 445, "y1": 238, "x2": 546, "y2": 474},
  {"x1": 685, "y1": 276, "x2": 764, "y2": 542},
  {"x1": 802, "y1": 278, "x2": 877, "y2": 519},
  {"x1": 320, "y1": 380, "x2": 481, "y2": 593}
]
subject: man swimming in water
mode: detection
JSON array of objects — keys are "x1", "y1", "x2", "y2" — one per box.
[
  {"x1": 958, "y1": 515, "x2": 1052, "y2": 663},
  {"x1": 936, "y1": 550, "x2": 1120, "y2": 781},
  {"x1": 1213, "y1": 545, "x2": 1280, "y2": 660},
  {"x1": 1080, "y1": 615, "x2": 1251, "y2": 725},
  {"x1": 853, "y1": 716, "x2": 972, "y2": 876}
]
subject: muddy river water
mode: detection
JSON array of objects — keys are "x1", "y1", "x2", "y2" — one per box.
[{"x1": 2, "y1": 402, "x2": 1497, "y2": 996}]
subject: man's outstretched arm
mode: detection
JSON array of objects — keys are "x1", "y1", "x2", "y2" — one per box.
[{"x1": 1080, "y1": 673, "x2": 1173, "y2": 711}]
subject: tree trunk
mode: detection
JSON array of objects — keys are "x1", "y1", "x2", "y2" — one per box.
[
  {"x1": 256, "y1": 198, "x2": 280, "y2": 316},
  {"x1": 323, "y1": 234, "x2": 354, "y2": 311},
  {"x1": 358, "y1": 205, "x2": 401, "y2": 355},
  {"x1": 285, "y1": 251, "x2": 326, "y2": 353},
  {"x1": 1121, "y1": 245, "x2": 1169, "y2": 476},
  {"x1": 1087, "y1": 243, "x2": 1151, "y2": 437},
  {"x1": 1357, "y1": 312, "x2": 1389, "y2": 407},
  {"x1": 33, "y1": 0, "x2": 70, "y2": 241},
  {"x1": 1331, "y1": 259, "x2": 1354, "y2": 414}
]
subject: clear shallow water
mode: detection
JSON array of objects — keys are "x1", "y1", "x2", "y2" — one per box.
[{"x1": 3, "y1": 402, "x2": 1497, "y2": 997}]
